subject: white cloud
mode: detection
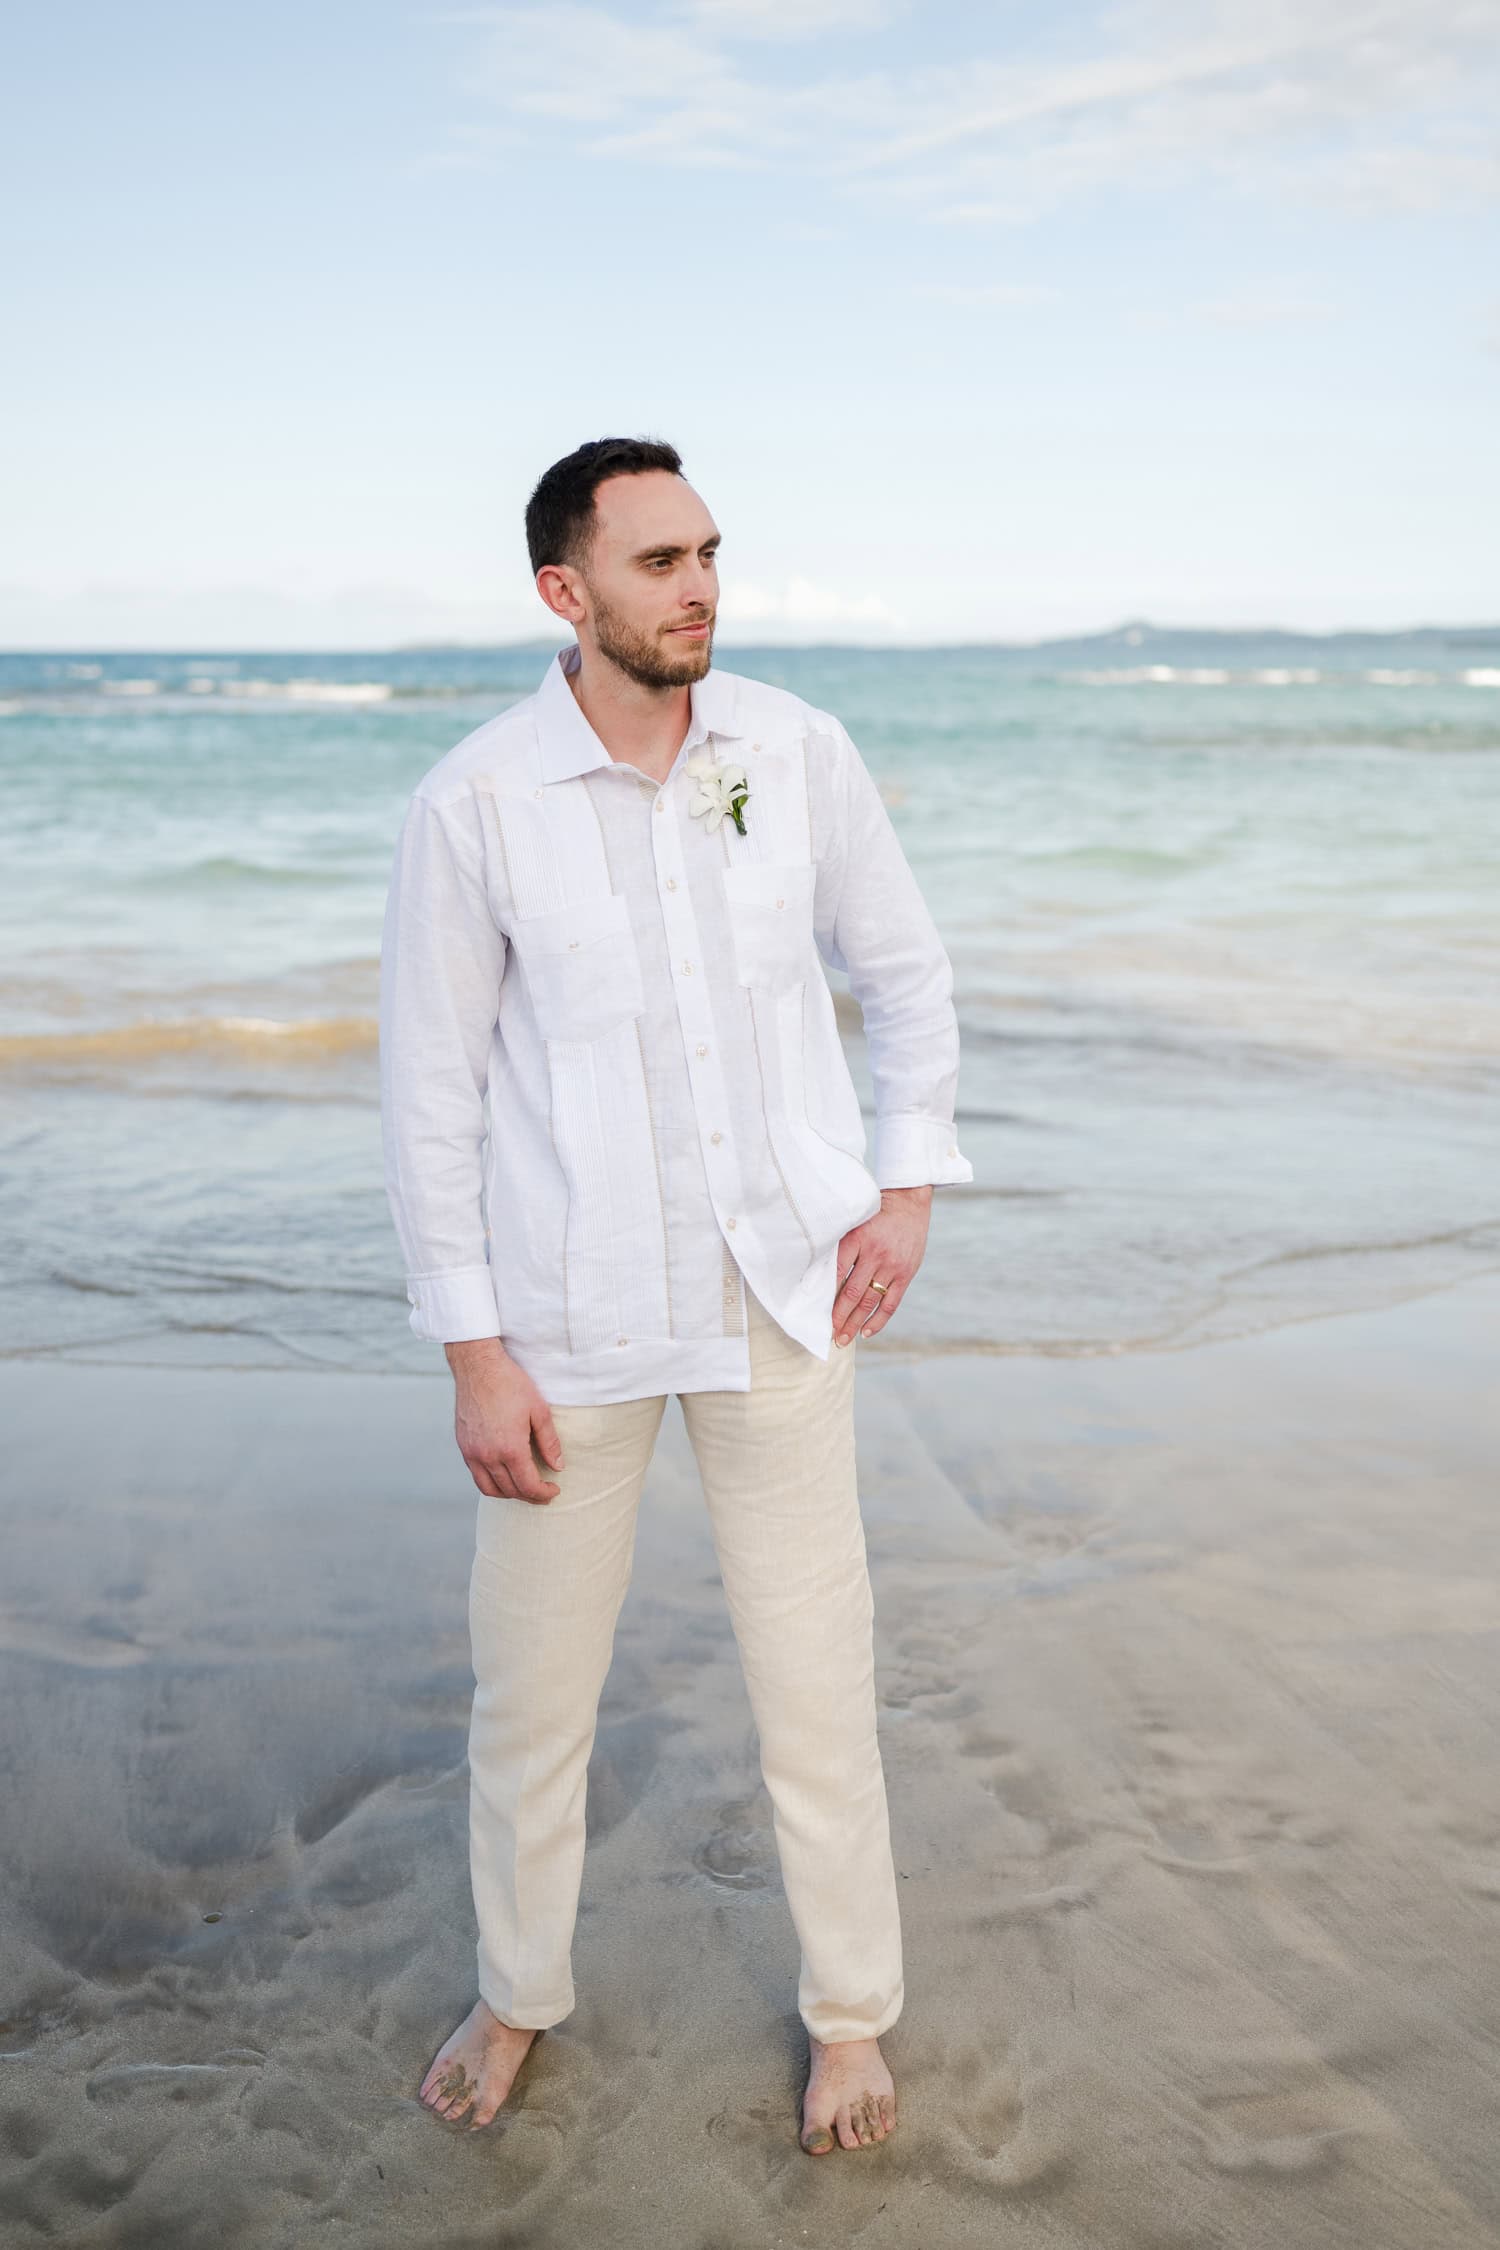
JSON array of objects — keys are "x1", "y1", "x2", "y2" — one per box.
[
  {"x1": 718, "y1": 575, "x2": 900, "y2": 631},
  {"x1": 0, "y1": 581, "x2": 559, "y2": 653},
  {"x1": 683, "y1": 0, "x2": 892, "y2": 37},
  {"x1": 1192, "y1": 285, "x2": 1335, "y2": 328},
  {"x1": 918, "y1": 280, "x2": 1060, "y2": 305},
  {"x1": 0, "y1": 572, "x2": 904, "y2": 651},
  {"x1": 468, "y1": 6, "x2": 748, "y2": 130},
  {"x1": 447, "y1": 0, "x2": 1500, "y2": 218}
]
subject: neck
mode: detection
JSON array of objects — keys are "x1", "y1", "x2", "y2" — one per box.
[{"x1": 567, "y1": 643, "x2": 693, "y2": 784}]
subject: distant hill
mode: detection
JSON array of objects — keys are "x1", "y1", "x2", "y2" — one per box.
[{"x1": 392, "y1": 619, "x2": 1500, "y2": 658}]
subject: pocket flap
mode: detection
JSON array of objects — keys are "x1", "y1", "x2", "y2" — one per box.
[
  {"x1": 720, "y1": 860, "x2": 815, "y2": 913},
  {"x1": 510, "y1": 889, "x2": 632, "y2": 957}
]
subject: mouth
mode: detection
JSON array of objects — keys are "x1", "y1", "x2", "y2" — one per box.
[{"x1": 667, "y1": 620, "x2": 712, "y2": 638}]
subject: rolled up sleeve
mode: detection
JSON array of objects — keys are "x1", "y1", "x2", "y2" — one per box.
[
  {"x1": 378, "y1": 787, "x2": 507, "y2": 1342},
  {"x1": 811, "y1": 717, "x2": 975, "y2": 1191}
]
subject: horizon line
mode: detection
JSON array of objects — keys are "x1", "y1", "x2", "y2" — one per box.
[{"x1": 3, "y1": 615, "x2": 1500, "y2": 658}]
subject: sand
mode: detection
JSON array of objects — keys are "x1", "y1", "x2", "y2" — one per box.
[{"x1": 2, "y1": 1274, "x2": 1499, "y2": 2249}]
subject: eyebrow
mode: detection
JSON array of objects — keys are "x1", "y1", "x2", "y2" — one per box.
[{"x1": 631, "y1": 533, "x2": 722, "y2": 563}]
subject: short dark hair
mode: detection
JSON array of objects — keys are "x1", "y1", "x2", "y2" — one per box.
[{"x1": 525, "y1": 436, "x2": 684, "y2": 577}]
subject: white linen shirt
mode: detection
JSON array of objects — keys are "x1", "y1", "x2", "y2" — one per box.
[{"x1": 378, "y1": 644, "x2": 974, "y2": 1404}]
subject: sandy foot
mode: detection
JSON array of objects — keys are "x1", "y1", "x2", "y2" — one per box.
[
  {"x1": 800, "y1": 2034, "x2": 897, "y2": 2153},
  {"x1": 418, "y1": 1999, "x2": 541, "y2": 2129}
]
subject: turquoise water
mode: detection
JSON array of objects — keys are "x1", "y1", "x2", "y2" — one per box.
[{"x1": 2, "y1": 627, "x2": 1497, "y2": 1372}]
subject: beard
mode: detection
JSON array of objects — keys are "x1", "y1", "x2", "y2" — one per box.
[{"x1": 590, "y1": 589, "x2": 715, "y2": 689}]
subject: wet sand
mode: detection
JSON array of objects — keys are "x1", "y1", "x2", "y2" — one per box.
[{"x1": 2, "y1": 1275, "x2": 1499, "y2": 2249}]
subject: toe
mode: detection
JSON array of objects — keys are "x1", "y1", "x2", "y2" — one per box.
[
  {"x1": 835, "y1": 2103, "x2": 860, "y2": 2152},
  {"x1": 801, "y1": 2123, "x2": 836, "y2": 2155},
  {"x1": 879, "y1": 2092, "x2": 897, "y2": 2134}
]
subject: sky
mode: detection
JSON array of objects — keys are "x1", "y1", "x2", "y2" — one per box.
[{"x1": 2, "y1": 0, "x2": 1497, "y2": 648}]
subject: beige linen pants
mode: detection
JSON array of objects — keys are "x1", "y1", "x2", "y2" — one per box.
[{"x1": 465, "y1": 1281, "x2": 904, "y2": 2045}]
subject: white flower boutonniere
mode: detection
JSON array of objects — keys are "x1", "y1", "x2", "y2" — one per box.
[{"x1": 685, "y1": 748, "x2": 751, "y2": 836}]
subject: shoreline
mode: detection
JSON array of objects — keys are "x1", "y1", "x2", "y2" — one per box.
[{"x1": 4, "y1": 1250, "x2": 1498, "y2": 1381}]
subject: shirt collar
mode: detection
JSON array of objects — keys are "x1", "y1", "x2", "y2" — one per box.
[{"x1": 534, "y1": 641, "x2": 744, "y2": 785}]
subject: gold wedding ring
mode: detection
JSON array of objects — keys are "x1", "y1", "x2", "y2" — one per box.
[{"x1": 869, "y1": 1279, "x2": 890, "y2": 1294}]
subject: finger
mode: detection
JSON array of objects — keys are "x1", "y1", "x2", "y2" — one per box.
[
  {"x1": 470, "y1": 1462, "x2": 503, "y2": 1498},
  {"x1": 833, "y1": 1264, "x2": 874, "y2": 1340},
  {"x1": 836, "y1": 1250, "x2": 871, "y2": 1299},
  {"x1": 861, "y1": 1281, "x2": 906, "y2": 1335},
  {"x1": 533, "y1": 1413, "x2": 565, "y2": 1471},
  {"x1": 480, "y1": 1456, "x2": 528, "y2": 1500},
  {"x1": 503, "y1": 1455, "x2": 560, "y2": 1506},
  {"x1": 838, "y1": 1288, "x2": 875, "y2": 1328}
]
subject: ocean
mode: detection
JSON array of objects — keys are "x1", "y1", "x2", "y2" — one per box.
[{"x1": 2, "y1": 627, "x2": 1497, "y2": 1375}]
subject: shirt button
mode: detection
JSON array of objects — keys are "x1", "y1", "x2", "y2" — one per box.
[
  {"x1": 695, "y1": 1042, "x2": 708, "y2": 1057},
  {"x1": 775, "y1": 898, "x2": 784, "y2": 909},
  {"x1": 665, "y1": 876, "x2": 677, "y2": 890},
  {"x1": 568, "y1": 939, "x2": 580, "y2": 948},
  {"x1": 533, "y1": 786, "x2": 543, "y2": 799},
  {"x1": 949, "y1": 1146, "x2": 958, "y2": 1156},
  {"x1": 655, "y1": 799, "x2": 664, "y2": 813},
  {"x1": 681, "y1": 959, "x2": 693, "y2": 974},
  {"x1": 617, "y1": 1336, "x2": 629, "y2": 1346},
  {"x1": 726, "y1": 1217, "x2": 737, "y2": 1230},
  {"x1": 710, "y1": 1130, "x2": 722, "y2": 1144}
]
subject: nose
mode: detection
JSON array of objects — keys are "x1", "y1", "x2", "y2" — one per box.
[{"x1": 682, "y1": 552, "x2": 716, "y2": 606}]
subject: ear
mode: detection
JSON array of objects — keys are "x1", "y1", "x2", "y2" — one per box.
[{"x1": 536, "y1": 564, "x2": 586, "y2": 627}]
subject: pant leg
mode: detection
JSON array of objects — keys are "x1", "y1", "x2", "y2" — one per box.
[
  {"x1": 467, "y1": 1390, "x2": 666, "y2": 2028},
  {"x1": 678, "y1": 1287, "x2": 903, "y2": 2044}
]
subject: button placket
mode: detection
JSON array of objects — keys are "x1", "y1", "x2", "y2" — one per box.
[{"x1": 653, "y1": 767, "x2": 750, "y2": 1258}]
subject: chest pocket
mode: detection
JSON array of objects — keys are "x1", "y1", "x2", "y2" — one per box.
[
  {"x1": 508, "y1": 890, "x2": 645, "y2": 1043},
  {"x1": 721, "y1": 861, "x2": 818, "y2": 990}
]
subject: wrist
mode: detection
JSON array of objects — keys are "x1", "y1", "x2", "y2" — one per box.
[
  {"x1": 880, "y1": 1183, "x2": 934, "y2": 1204},
  {"x1": 445, "y1": 1334, "x2": 510, "y2": 1379}
]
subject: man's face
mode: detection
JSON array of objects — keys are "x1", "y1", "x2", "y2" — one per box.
[{"x1": 575, "y1": 471, "x2": 721, "y2": 690}]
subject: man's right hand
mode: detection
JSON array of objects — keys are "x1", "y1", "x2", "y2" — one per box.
[{"x1": 444, "y1": 1338, "x2": 565, "y2": 1504}]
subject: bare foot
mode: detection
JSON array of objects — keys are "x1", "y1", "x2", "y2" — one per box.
[
  {"x1": 800, "y1": 2033, "x2": 897, "y2": 2154},
  {"x1": 418, "y1": 1998, "x2": 541, "y2": 2129}
]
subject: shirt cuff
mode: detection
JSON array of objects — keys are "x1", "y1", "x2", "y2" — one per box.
[
  {"x1": 873, "y1": 1114, "x2": 975, "y2": 1190},
  {"x1": 405, "y1": 1265, "x2": 502, "y2": 1344}
]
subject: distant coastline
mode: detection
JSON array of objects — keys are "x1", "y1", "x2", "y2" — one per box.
[
  {"x1": 3, "y1": 619, "x2": 1499, "y2": 660},
  {"x1": 389, "y1": 619, "x2": 1500, "y2": 656}
]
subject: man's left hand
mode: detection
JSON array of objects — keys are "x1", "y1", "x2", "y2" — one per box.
[{"x1": 832, "y1": 1185, "x2": 933, "y2": 1346}]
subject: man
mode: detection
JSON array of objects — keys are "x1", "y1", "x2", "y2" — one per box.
[{"x1": 378, "y1": 436, "x2": 973, "y2": 2155}]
